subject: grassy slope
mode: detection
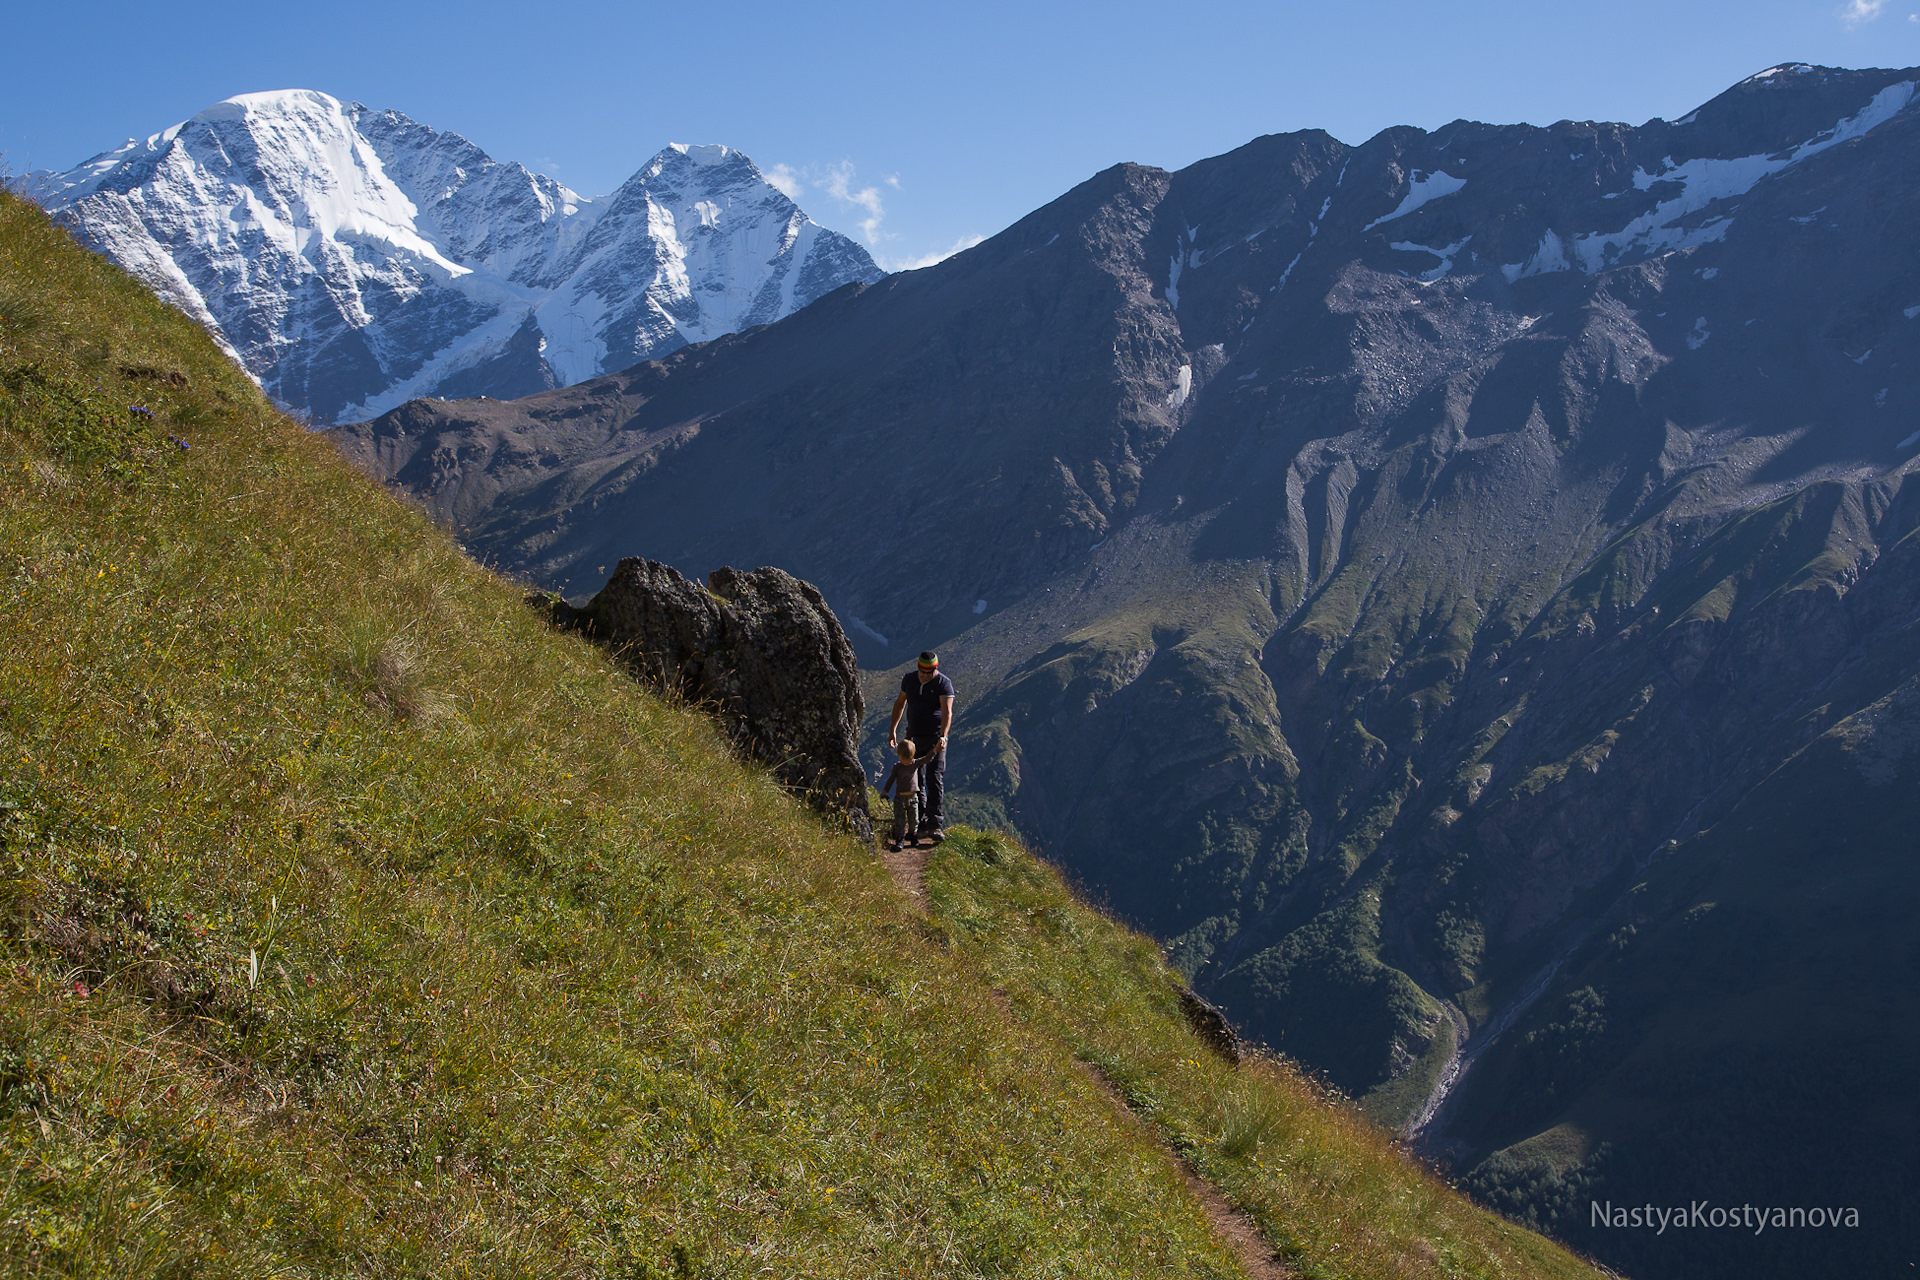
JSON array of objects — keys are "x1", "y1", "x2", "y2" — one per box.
[
  {"x1": 0, "y1": 191, "x2": 1595, "y2": 1279},
  {"x1": 924, "y1": 830, "x2": 1595, "y2": 1280}
]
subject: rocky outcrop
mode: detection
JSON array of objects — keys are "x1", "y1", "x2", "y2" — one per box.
[
  {"x1": 1177, "y1": 985, "x2": 1242, "y2": 1067},
  {"x1": 536, "y1": 558, "x2": 870, "y2": 838}
]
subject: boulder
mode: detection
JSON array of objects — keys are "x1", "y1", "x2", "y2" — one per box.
[
  {"x1": 1177, "y1": 985, "x2": 1242, "y2": 1067},
  {"x1": 534, "y1": 558, "x2": 871, "y2": 840}
]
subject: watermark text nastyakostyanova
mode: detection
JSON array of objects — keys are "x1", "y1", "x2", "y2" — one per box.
[{"x1": 1592, "y1": 1201, "x2": 1859, "y2": 1235}]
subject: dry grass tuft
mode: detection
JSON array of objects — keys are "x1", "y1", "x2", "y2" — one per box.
[
  {"x1": 1216, "y1": 1089, "x2": 1289, "y2": 1161},
  {"x1": 355, "y1": 633, "x2": 438, "y2": 722}
]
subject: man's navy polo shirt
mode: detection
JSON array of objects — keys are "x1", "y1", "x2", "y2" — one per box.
[{"x1": 900, "y1": 670, "x2": 955, "y2": 732}]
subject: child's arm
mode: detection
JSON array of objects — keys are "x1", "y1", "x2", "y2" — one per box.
[{"x1": 879, "y1": 767, "x2": 897, "y2": 798}]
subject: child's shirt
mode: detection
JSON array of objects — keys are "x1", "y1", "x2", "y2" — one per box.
[{"x1": 881, "y1": 756, "x2": 930, "y2": 798}]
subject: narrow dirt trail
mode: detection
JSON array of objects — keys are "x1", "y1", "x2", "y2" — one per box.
[
  {"x1": 1074, "y1": 1060, "x2": 1294, "y2": 1280},
  {"x1": 876, "y1": 837, "x2": 928, "y2": 907},
  {"x1": 879, "y1": 836, "x2": 1291, "y2": 1279}
]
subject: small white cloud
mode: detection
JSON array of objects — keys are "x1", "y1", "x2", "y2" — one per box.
[
  {"x1": 764, "y1": 159, "x2": 918, "y2": 250},
  {"x1": 1842, "y1": 0, "x2": 1888, "y2": 25},
  {"x1": 1910, "y1": 10, "x2": 1917, "y2": 18},
  {"x1": 823, "y1": 160, "x2": 887, "y2": 244},
  {"x1": 878, "y1": 234, "x2": 987, "y2": 273},
  {"x1": 764, "y1": 163, "x2": 803, "y2": 200}
]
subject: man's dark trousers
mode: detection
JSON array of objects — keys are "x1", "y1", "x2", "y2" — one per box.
[{"x1": 908, "y1": 725, "x2": 945, "y2": 832}]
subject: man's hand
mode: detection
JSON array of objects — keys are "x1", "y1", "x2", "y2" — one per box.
[{"x1": 887, "y1": 690, "x2": 908, "y2": 753}]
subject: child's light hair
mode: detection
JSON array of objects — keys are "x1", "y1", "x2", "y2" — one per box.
[{"x1": 897, "y1": 737, "x2": 916, "y2": 758}]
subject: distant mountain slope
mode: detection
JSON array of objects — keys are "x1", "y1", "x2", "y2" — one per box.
[
  {"x1": 38, "y1": 90, "x2": 882, "y2": 423},
  {"x1": 336, "y1": 63, "x2": 1920, "y2": 1278}
]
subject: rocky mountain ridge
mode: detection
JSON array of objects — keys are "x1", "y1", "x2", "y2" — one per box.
[
  {"x1": 336, "y1": 63, "x2": 1920, "y2": 1278},
  {"x1": 36, "y1": 90, "x2": 882, "y2": 423}
]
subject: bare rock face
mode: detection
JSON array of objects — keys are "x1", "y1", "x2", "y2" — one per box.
[
  {"x1": 537, "y1": 558, "x2": 870, "y2": 838},
  {"x1": 1177, "y1": 986, "x2": 1242, "y2": 1067}
]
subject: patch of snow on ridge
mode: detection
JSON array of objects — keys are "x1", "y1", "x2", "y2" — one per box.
[
  {"x1": 1744, "y1": 64, "x2": 1817, "y2": 83},
  {"x1": 1272, "y1": 253, "x2": 1303, "y2": 293},
  {"x1": 1272, "y1": 198, "x2": 1332, "y2": 296},
  {"x1": 1364, "y1": 171, "x2": 1467, "y2": 231},
  {"x1": 1390, "y1": 236, "x2": 1471, "y2": 283},
  {"x1": 671, "y1": 143, "x2": 732, "y2": 166},
  {"x1": 1571, "y1": 80, "x2": 1916, "y2": 274},
  {"x1": 1166, "y1": 365, "x2": 1192, "y2": 408},
  {"x1": 1687, "y1": 317, "x2": 1711, "y2": 350},
  {"x1": 1503, "y1": 229, "x2": 1573, "y2": 282}
]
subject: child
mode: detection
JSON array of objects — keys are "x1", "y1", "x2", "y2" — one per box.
[{"x1": 880, "y1": 738, "x2": 936, "y2": 851}]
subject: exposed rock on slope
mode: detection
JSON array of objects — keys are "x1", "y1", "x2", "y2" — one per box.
[
  {"x1": 343, "y1": 64, "x2": 1920, "y2": 1278},
  {"x1": 37, "y1": 91, "x2": 882, "y2": 423},
  {"x1": 540, "y1": 558, "x2": 870, "y2": 834},
  {"x1": 1177, "y1": 987, "x2": 1243, "y2": 1067}
]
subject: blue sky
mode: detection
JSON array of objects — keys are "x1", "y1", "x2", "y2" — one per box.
[{"x1": 4, "y1": 0, "x2": 1914, "y2": 269}]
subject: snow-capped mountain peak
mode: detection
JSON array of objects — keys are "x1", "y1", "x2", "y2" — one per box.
[
  {"x1": 38, "y1": 92, "x2": 882, "y2": 423},
  {"x1": 670, "y1": 142, "x2": 735, "y2": 166}
]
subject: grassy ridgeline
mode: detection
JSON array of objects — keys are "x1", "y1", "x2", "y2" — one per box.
[{"x1": 0, "y1": 190, "x2": 1595, "y2": 1279}]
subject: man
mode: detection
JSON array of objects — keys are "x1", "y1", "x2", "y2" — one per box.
[{"x1": 887, "y1": 651, "x2": 955, "y2": 843}]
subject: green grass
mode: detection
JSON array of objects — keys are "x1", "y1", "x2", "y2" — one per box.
[
  {"x1": 925, "y1": 829, "x2": 1600, "y2": 1280},
  {"x1": 0, "y1": 190, "x2": 1597, "y2": 1279}
]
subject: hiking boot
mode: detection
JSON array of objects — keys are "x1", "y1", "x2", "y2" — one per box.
[{"x1": 886, "y1": 839, "x2": 902, "y2": 852}]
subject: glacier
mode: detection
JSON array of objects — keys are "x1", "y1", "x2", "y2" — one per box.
[{"x1": 36, "y1": 90, "x2": 884, "y2": 424}]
